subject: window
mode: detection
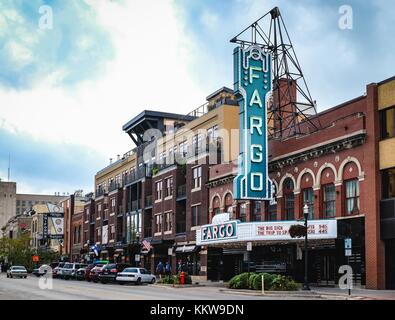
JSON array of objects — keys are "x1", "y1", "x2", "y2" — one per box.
[
  {"x1": 323, "y1": 184, "x2": 336, "y2": 218},
  {"x1": 192, "y1": 134, "x2": 203, "y2": 153},
  {"x1": 110, "y1": 225, "x2": 115, "y2": 240},
  {"x1": 192, "y1": 166, "x2": 202, "y2": 189},
  {"x1": 97, "y1": 204, "x2": 102, "y2": 213},
  {"x1": 380, "y1": 106, "x2": 395, "y2": 139},
  {"x1": 382, "y1": 168, "x2": 395, "y2": 199},
  {"x1": 207, "y1": 125, "x2": 219, "y2": 141},
  {"x1": 191, "y1": 205, "x2": 201, "y2": 227},
  {"x1": 252, "y1": 201, "x2": 262, "y2": 221},
  {"x1": 345, "y1": 179, "x2": 360, "y2": 215},
  {"x1": 96, "y1": 228, "x2": 101, "y2": 242},
  {"x1": 155, "y1": 181, "x2": 163, "y2": 200},
  {"x1": 165, "y1": 177, "x2": 173, "y2": 197},
  {"x1": 164, "y1": 212, "x2": 172, "y2": 231},
  {"x1": 85, "y1": 208, "x2": 90, "y2": 221},
  {"x1": 111, "y1": 198, "x2": 116, "y2": 211},
  {"x1": 239, "y1": 203, "x2": 247, "y2": 222},
  {"x1": 73, "y1": 226, "x2": 77, "y2": 244},
  {"x1": 267, "y1": 202, "x2": 277, "y2": 221},
  {"x1": 179, "y1": 141, "x2": 188, "y2": 156},
  {"x1": 16, "y1": 200, "x2": 20, "y2": 206},
  {"x1": 283, "y1": 178, "x2": 294, "y2": 220},
  {"x1": 302, "y1": 188, "x2": 314, "y2": 220},
  {"x1": 155, "y1": 214, "x2": 162, "y2": 233},
  {"x1": 78, "y1": 225, "x2": 81, "y2": 243}
]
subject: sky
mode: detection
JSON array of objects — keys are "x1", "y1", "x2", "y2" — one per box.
[{"x1": 0, "y1": 0, "x2": 394, "y2": 194}]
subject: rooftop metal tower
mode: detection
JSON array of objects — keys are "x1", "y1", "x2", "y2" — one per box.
[{"x1": 231, "y1": 7, "x2": 322, "y2": 140}]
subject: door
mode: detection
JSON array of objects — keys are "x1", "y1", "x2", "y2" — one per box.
[{"x1": 320, "y1": 254, "x2": 336, "y2": 285}]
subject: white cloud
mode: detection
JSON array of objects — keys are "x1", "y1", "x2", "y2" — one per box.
[
  {"x1": 200, "y1": 11, "x2": 219, "y2": 30},
  {"x1": 0, "y1": 0, "x2": 205, "y2": 167},
  {"x1": 6, "y1": 40, "x2": 33, "y2": 68}
]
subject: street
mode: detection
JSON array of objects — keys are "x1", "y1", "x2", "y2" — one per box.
[{"x1": 0, "y1": 273, "x2": 315, "y2": 300}]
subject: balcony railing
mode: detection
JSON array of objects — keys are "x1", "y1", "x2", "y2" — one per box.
[
  {"x1": 95, "y1": 188, "x2": 106, "y2": 197},
  {"x1": 177, "y1": 185, "x2": 186, "y2": 199},
  {"x1": 109, "y1": 181, "x2": 123, "y2": 192},
  {"x1": 125, "y1": 165, "x2": 152, "y2": 185}
]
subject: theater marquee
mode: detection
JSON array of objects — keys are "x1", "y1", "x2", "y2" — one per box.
[{"x1": 196, "y1": 220, "x2": 337, "y2": 246}]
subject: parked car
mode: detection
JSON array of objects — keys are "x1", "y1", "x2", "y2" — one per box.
[
  {"x1": 89, "y1": 265, "x2": 105, "y2": 283},
  {"x1": 85, "y1": 263, "x2": 104, "y2": 282},
  {"x1": 32, "y1": 264, "x2": 51, "y2": 277},
  {"x1": 116, "y1": 267, "x2": 156, "y2": 285},
  {"x1": 7, "y1": 266, "x2": 28, "y2": 279},
  {"x1": 53, "y1": 262, "x2": 65, "y2": 279},
  {"x1": 61, "y1": 263, "x2": 87, "y2": 280},
  {"x1": 99, "y1": 263, "x2": 132, "y2": 284},
  {"x1": 75, "y1": 267, "x2": 87, "y2": 280}
]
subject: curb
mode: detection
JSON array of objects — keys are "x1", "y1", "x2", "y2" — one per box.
[
  {"x1": 218, "y1": 289, "x2": 358, "y2": 300},
  {"x1": 152, "y1": 284, "x2": 205, "y2": 289}
]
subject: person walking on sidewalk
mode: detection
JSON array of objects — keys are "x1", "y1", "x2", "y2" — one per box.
[{"x1": 156, "y1": 261, "x2": 164, "y2": 279}]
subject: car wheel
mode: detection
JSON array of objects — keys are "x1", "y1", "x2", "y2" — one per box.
[
  {"x1": 136, "y1": 278, "x2": 141, "y2": 285},
  {"x1": 24, "y1": 276, "x2": 27, "y2": 279},
  {"x1": 151, "y1": 278, "x2": 156, "y2": 284},
  {"x1": 119, "y1": 282, "x2": 124, "y2": 285},
  {"x1": 10, "y1": 275, "x2": 13, "y2": 278},
  {"x1": 6, "y1": 274, "x2": 9, "y2": 278}
]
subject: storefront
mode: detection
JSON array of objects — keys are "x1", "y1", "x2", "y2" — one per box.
[{"x1": 197, "y1": 216, "x2": 365, "y2": 285}]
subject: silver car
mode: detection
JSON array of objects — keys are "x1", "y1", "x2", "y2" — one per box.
[
  {"x1": 116, "y1": 267, "x2": 156, "y2": 285},
  {"x1": 7, "y1": 266, "x2": 28, "y2": 278}
]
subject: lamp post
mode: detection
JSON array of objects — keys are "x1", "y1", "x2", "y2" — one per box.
[{"x1": 303, "y1": 203, "x2": 310, "y2": 291}]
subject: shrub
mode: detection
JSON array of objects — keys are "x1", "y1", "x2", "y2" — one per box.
[
  {"x1": 251, "y1": 273, "x2": 277, "y2": 290},
  {"x1": 270, "y1": 275, "x2": 299, "y2": 291},
  {"x1": 289, "y1": 224, "x2": 307, "y2": 238}
]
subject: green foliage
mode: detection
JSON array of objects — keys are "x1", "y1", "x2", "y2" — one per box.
[
  {"x1": 270, "y1": 275, "x2": 299, "y2": 291},
  {"x1": 0, "y1": 234, "x2": 61, "y2": 272},
  {"x1": 157, "y1": 273, "x2": 192, "y2": 285},
  {"x1": 152, "y1": 166, "x2": 160, "y2": 176},
  {"x1": 289, "y1": 224, "x2": 307, "y2": 238},
  {"x1": 228, "y1": 272, "x2": 299, "y2": 291}
]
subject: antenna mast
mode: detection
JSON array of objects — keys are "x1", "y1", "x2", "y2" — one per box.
[{"x1": 231, "y1": 7, "x2": 321, "y2": 140}]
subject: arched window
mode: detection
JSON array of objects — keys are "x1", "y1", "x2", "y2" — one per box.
[
  {"x1": 224, "y1": 193, "x2": 233, "y2": 213},
  {"x1": 321, "y1": 167, "x2": 336, "y2": 218},
  {"x1": 300, "y1": 172, "x2": 314, "y2": 220},
  {"x1": 283, "y1": 178, "x2": 294, "y2": 220},
  {"x1": 212, "y1": 196, "x2": 221, "y2": 216}
]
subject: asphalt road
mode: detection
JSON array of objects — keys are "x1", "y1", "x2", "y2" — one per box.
[{"x1": 0, "y1": 273, "x2": 304, "y2": 300}]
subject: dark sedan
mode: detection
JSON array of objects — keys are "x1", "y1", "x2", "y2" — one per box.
[{"x1": 98, "y1": 263, "x2": 132, "y2": 284}]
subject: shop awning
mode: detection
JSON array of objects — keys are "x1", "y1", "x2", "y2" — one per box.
[{"x1": 175, "y1": 245, "x2": 198, "y2": 253}]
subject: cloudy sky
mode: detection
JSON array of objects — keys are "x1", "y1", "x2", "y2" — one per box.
[{"x1": 0, "y1": 0, "x2": 394, "y2": 194}]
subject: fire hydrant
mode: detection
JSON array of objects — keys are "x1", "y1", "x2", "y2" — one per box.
[{"x1": 180, "y1": 271, "x2": 185, "y2": 285}]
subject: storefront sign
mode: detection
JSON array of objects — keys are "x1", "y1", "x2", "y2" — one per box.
[
  {"x1": 233, "y1": 45, "x2": 272, "y2": 200},
  {"x1": 197, "y1": 220, "x2": 337, "y2": 245},
  {"x1": 200, "y1": 221, "x2": 238, "y2": 243}
]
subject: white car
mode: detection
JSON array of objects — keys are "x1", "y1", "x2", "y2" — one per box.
[
  {"x1": 116, "y1": 267, "x2": 156, "y2": 285},
  {"x1": 7, "y1": 266, "x2": 28, "y2": 278}
]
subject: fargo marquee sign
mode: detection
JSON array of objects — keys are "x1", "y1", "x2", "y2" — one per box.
[{"x1": 196, "y1": 220, "x2": 337, "y2": 246}]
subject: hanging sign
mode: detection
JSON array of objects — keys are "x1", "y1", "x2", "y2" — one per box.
[{"x1": 233, "y1": 45, "x2": 273, "y2": 200}]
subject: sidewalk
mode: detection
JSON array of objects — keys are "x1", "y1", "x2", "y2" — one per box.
[{"x1": 216, "y1": 284, "x2": 395, "y2": 300}]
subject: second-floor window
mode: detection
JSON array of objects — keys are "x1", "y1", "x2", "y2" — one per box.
[
  {"x1": 193, "y1": 166, "x2": 202, "y2": 189},
  {"x1": 111, "y1": 198, "x2": 116, "y2": 212},
  {"x1": 345, "y1": 179, "x2": 360, "y2": 215},
  {"x1": 155, "y1": 181, "x2": 163, "y2": 200},
  {"x1": 164, "y1": 212, "x2": 172, "y2": 232},
  {"x1": 302, "y1": 188, "x2": 314, "y2": 220},
  {"x1": 380, "y1": 106, "x2": 395, "y2": 139},
  {"x1": 191, "y1": 205, "x2": 201, "y2": 227},
  {"x1": 165, "y1": 177, "x2": 173, "y2": 197},
  {"x1": 155, "y1": 214, "x2": 162, "y2": 233},
  {"x1": 283, "y1": 178, "x2": 295, "y2": 220},
  {"x1": 323, "y1": 184, "x2": 336, "y2": 218},
  {"x1": 239, "y1": 203, "x2": 247, "y2": 222}
]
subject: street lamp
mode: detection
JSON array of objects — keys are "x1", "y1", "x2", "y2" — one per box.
[{"x1": 303, "y1": 203, "x2": 310, "y2": 291}]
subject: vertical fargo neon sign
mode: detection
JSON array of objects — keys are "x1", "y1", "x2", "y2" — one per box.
[{"x1": 233, "y1": 45, "x2": 272, "y2": 200}]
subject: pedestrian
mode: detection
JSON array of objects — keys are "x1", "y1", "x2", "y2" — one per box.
[
  {"x1": 156, "y1": 260, "x2": 164, "y2": 279},
  {"x1": 165, "y1": 261, "x2": 171, "y2": 277}
]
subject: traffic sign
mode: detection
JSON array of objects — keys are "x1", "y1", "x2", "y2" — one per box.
[
  {"x1": 32, "y1": 255, "x2": 40, "y2": 262},
  {"x1": 344, "y1": 238, "x2": 352, "y2": 249}
]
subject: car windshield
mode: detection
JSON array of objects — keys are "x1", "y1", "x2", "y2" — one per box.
[
  {"x1": 104, "y1": 264, "x2": 116, "y2": 269},
  {"x1": 12, "y1": 266, "x2": 26, "y2": 270},
  {"x1": 63, "y1": 263, "x2": 73, "y2": 269},
  {"x1": 123, "y1": 268, "x2": 138, "y2": 273}
]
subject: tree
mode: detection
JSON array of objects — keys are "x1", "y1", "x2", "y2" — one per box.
[{"x1": 289, "y1": 224, "x2": 307, "y2": 238}]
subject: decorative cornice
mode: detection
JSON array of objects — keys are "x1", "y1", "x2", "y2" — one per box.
[{"x1": 269, "y1": 132, "x2": 366, "y2": 172}]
